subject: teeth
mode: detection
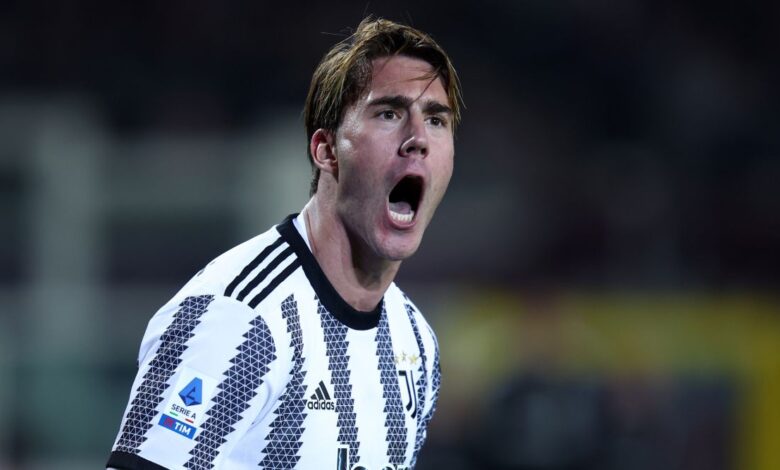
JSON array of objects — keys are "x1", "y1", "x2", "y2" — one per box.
[{"x1": 389, "y1": 209, "x2": 415, "y2": 223}]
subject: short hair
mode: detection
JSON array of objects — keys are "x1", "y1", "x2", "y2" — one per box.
[{"x1": 303, "y1": 17, "x2": 463, "y2": 195}]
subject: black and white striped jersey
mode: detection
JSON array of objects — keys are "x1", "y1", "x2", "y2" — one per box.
[{"x1": 107, "y1": 214, "x2": 441, "y2": 470}]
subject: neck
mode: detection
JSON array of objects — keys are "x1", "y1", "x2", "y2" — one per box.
[{"x1": 301, "y1": 197, "x2": 400, "y2": 312}]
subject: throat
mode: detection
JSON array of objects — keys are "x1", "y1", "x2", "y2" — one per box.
[{"x1": 303, "y1": 201, "x2": 400, "y2": 312}]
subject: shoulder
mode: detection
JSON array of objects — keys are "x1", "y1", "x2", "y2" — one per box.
[
  {"x1": 157, "y1": 220, "x2": 308, "y2": 312},
  {"x1": 183, "y1": 224, "x2": 289, "y2": 298},
  {"x1": 137, "y1": 222, "x2": 304, "y2": 363},
  {"x1": 385, "y1": 283, "x2": 427, "y2": 320},
  {"x1": 385, "y1": 283, "x2": 439, "y2": 348}
]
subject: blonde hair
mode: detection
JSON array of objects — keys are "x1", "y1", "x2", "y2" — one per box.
[{"x1": 303, "y1": 17, "x2": 463, "y2": 195}]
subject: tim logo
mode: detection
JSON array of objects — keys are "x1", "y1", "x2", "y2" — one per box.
[
  {"x1": 158, "y1": 414, "x2": 196, "y2": 439},
  {"x1": 306, "y1": 380, "x2": 335, "y2": 411},
  {"x1": 398, "y1": 370, "x2": 418, "y2": 419}
]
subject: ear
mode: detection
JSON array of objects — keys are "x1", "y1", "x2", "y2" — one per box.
[{"x1": 309, "y1": 129, "x2": 338, "y2": 177}]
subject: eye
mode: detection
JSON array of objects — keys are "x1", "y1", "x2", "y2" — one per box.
[
  {"x1": 379, "y1": 109, "x2": 399, "y2": 120},
  {"x1": 427, "y1": 115, "x2": 447, "y2": 128}
]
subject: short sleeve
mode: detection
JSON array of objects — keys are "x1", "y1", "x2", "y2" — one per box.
[{"x1": 107, "y1": 294, "x2": 283, "y2": 469}]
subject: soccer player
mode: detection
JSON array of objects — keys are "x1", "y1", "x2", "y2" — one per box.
[{"x1": 107, "y1": 16, "x2": 462, "y2": 470}]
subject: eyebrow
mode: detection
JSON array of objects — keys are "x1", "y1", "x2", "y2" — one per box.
[{"x1": 367, "y1": 95, "x2": 452, "y2": 116}]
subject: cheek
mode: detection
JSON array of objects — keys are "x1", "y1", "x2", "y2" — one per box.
[
  {"x1": 428, "y1": 154, "x2": 454, "y2": 207},
  {"x1": 436, "y1": 149, "x2": 455, "y2": 186},
  {"x1": 337, "y1": 146, "x2": 386, "y2": 200},
  {"x1": 444, "y1": 153, "x2": 454, "y2": 178},
  {"x1": 436, "y1": 168, "x2": 453, "y2": 199},
  {"x1": 344, "y1": 140, "x2": 393, "y2": 182}
]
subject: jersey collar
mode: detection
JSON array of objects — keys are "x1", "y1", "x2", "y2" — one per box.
[{"x1": 277, "y1": 214, "x2": 382, "y2": 330}]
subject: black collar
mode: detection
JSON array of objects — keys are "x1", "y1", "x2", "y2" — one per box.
[{"x1": 276, "y1": 214, "x2": 382, "y2": 330}]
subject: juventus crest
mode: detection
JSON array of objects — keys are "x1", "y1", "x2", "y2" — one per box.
[{"x1": 398, "y1": 369, "x2": 418, "y2": 419}]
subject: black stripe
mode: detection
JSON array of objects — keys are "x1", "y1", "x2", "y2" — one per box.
[
  {"x1": 185, "y1": 313, "x2": 277, "y2": 469},
  {"x1": 236, "y1": 246, "x2": 294, "y2": 301},
  {"x1": 224, "y1": 237, "x2": 284, "y2": 297},
  {"x1": 259, "y1": 294, "x2": 307, "y2": 467},
  {"x1": 315, "y1": 388, "x2": 324, "y2": 400},
  {"x1": 106, "y1": 451, "x2": 168, "y2": 470},
  {"x1": 248, "y1": 259, "x2": 302, "y2": 308},
  {"x1": 319, "y1": 380, "x2": 331, "y2": 400}
]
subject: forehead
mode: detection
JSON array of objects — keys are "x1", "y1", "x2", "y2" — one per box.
[{"x1": 362, "y1": 55, "x2": 448, "y2": 104}]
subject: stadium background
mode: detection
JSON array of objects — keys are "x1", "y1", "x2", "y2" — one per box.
[{"x1": 0, "y1": 1, "x2": 778, "y2": 468}]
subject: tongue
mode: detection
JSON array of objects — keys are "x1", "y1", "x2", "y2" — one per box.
[{"x1": 389, "y1": 201, "x2": 413, "y2": 215}]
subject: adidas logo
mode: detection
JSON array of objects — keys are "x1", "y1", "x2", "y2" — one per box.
[{"x1": 306, "y1": 380, "x2": 335, "y2": 411}]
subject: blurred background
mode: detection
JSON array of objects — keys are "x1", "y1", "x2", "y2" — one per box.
[{"x1": 0, "y1": 1, "x2": 778, "y2": 468}]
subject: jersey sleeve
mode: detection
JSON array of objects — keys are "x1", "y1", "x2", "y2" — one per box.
[{"x1": 107, "y1": 293, "x2": 288, "y2": 470}]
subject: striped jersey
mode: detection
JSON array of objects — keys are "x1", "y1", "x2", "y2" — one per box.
[{"x1": 107, "y1": 214, "x2": 441, "y2": 470}]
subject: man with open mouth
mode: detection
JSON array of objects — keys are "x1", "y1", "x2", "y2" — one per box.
[{"x1": 108, "y1": 16, "x2": 463, "y2": 470}]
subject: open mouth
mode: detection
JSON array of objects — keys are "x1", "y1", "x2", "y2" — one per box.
[{"x1": 388, "y1": 175, "x2": 424, "y2": 224}]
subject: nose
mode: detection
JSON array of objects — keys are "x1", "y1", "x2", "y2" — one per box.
[{"x1": 399, "y1": 114, "x2": 428, "y2": 158}]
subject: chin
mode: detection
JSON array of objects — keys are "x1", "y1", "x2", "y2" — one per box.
[{"x1": 377, "y1": 236, "x2": 423, "y2": 262}]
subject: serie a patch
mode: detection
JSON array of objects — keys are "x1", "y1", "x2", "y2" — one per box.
[{"x1": 158, "y1": 367, "x2": 219, "y2": 439}]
